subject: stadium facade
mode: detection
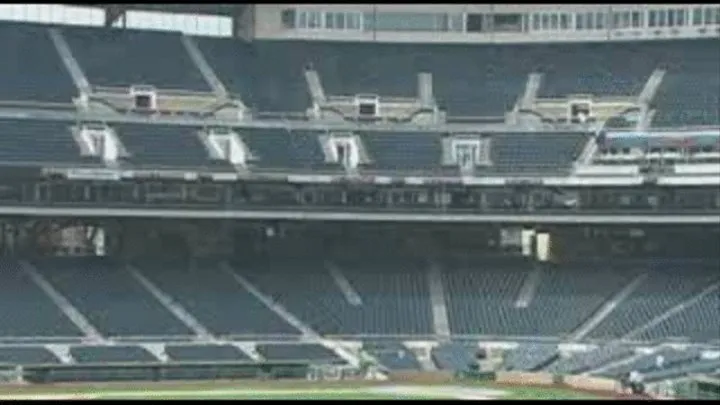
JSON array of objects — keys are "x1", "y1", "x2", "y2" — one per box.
[{"x1": 0, "y1": 3, "x2": 718, "y2": 394}]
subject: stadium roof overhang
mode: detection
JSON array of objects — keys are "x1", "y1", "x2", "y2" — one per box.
[{"x1": 66, "y1": 4, "x2": 249, "y2": 27}]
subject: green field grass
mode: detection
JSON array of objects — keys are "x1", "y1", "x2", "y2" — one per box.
[{"x1": 0, "y1": 380, "x2": 607, "y2": 400}]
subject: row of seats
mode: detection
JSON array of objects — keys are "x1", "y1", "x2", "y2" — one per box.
[
  {"x1": 430, "y1": 341, "x2": 477, "y2": 372},
  {"x1": 546, "y1": 345, "x2": 636, "y2": 374},
  {"x1": 502, "y1": 343, "x2": 559, "y2": 371},
  {"x1": 442, "y1": 258, "x2": 632, "y2": 338},
  {"x1": 240, "y1": 257, "x2": 434, "y2": 336},
  {"x1": 0, "y1": 118, "x2": 589, "y2": 174},
  {"x1": 0, "y1": 257, "x2": 716, "y2": 340},
  {"x1": 589, "y1": 265, "x2": 720, "y2": 340},
  {"x1": 0, "y1": 343, "x2": 340, "y2": 366},
  {"x1": 1, "y1": 22, "x2": 717, "y2": 126},
  {"x1": 595, "y1": 347, "x2": 702, "y2": 378},
  {"x1": 362, "y1": 341, "x2": 421, "y2": 371}
]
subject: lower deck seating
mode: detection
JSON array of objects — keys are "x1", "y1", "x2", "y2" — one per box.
[
  {"x1": 32, "y1": 258, "x2": 193, "y2": 338},
  {"x1": 590, "y1": 267, "x2": 719, "y2": 340},
  {"x1": 69, "y1": 346, "x2": 156, "y2": 363},
  {"x1": 547, "y1": 345, "x2": 635, "y2": 374},
  {"x1": 0, "y1": 347, "x2": 59, "y2": 365},
  {"x1": 431, "y1": 342, "x2": 477, "y2": 371},
  {"x1": 596, "y1": 347, "x2": 702, "y2": 378},
  {"x1": 642, "y1": 359, "x2": 720, "y2": 383},
  {"x1": 240, "y1": 258, "x2": 433, "y2": 336},
  {"x1": 0, "y1": 119, "x2": 93, "y2": 166},
  {"x1": 363, "y1": 341, "x2": 421, "y2": 371},
  {"x1": 139, "y1": 262, "x2": 299, "y2": 337},
  {"x1": 0, "y1": 260, "x2": 81, "y2": 337},
  {"x1": 444, "y1": 259, "x2": 630, "y2": 337},
  {"x1": 165, "y1": 344, "x2": 251, "y2": 362},
  {"x1": 256, "y1": 344, "x2": 341, "y2": 364},
  {"x1": 637, "y1": 292, "x2": 720, "y2": 343},
  {"x1": 503, "y1": 344, "x2": 559, "y2": 371}
]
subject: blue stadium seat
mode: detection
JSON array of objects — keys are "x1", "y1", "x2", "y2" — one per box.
[
  {"x1": 241, "y1": 129, "x2": 333, "y2": 171},
  {"x1": 256, "y1": 343, "x2": 342, "y2": 363},
  {"x1": 486, "y1": 132, "x2": 590, "y2": 174},
  {"x1": 63, "y1": 27, "x2": 209, "y2": 91},
  {"x1": 0, "y1": 259, "x2": 82, "y2": 337},
  {"x1": 637, "y1": 292, "x2": 720, "y2": 343},
  {"x1": 0, "y1": 347, "x2": 60, "y2": 365},
  {"x1": 32, "y1": 257, "x2": 193, "y2": 337},
  {"x1": 112, "y1": 123, "x2": 232, "y2": 170},
  {"x1": 597, "y1": 347, "x2": 702, "y2": 378},
  {"x1": 0, "y1": 22, "x2": 76, "y2": 103},
  {"x1": 443, "y1": 258, "x2": 630, "y2": 337},
  {"x1": 363, "y1": 341, "x2": 421, "y2": 371},
  {"x1": 590, "y1": 266, "x2": 718, "y2": 340},
  {"x1": 431, "y1": 342, "x2": 477, "y2": 372},
  {"x1": 359, "y1": 131, "x2": 444, "y2": 172},
  {"x1": 503, "y1": 344, "x2": 558, "y2": 371},
  {"x1": 547, "y1": 345, "x2": 635, "y2": 374},
  {"x1": 165, "y1": 344, "x2": 251, "y2": 362},
  {"x1": 194, "y1": 38, "x2": 311, "y2": 112},
  {"x1": 239, "y1": 257, "x2": 433, "y2": 336},
  {"x1": 0, "y1": 118, "x2": 96, "y2": 166},
  {"x1": 69, "y1": 345, "x2": 156, "y2": 363},
  {"x1": 651, "y1": 39, "x2": 720, "y2": 127},
  {"x1": 139, "y1": 261, "x2": 300, "y2": 336}
]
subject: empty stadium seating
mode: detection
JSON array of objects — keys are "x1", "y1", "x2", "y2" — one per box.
[
  {"x1": 537, "y1": 41, "x2": 655, "y2": 99},
  {"x1": 596, "y1": 347, "x2": 702, "y2": 378},
  {"x1": 112, "y1": 123, "x2": 230, "y2": 169},
  {"x1": 484, "y1": 132, "x2": 589, "y2": 174},
  {"x1": 0, "y1": 22, "x2": 76, "y2": 103},
  {"x1": 637, "y1": 292, "x2": 720, "y2": 343},
  {"x1": 238, "y1": 258, "x2": 433, "y2": 336},
  {"x1": 241, "y1": 129, "x2": 335, "y2": 171},
  {"x1": 194, "y1": 38, "x2": 311, "y2": 112},
  {"x1": 651, "y1": 40, "x2": 720, "y2": 127},
  {"x1": 63, "y1": 26, "x2": 209, "y2": 91},
  {"x1": 137, "y1": 261, "x2": 300, "y2": 337},
  {"x1": 0, "y1": 347, "x2": 59, "y2": 365},
  {"x1": 165, "y1": 344, "x2": 250, "y2": 362},
  {"x1": 31, "y1": 258, "x2": 193, "y2": 338},
  {"x1": 362, "y1": 341, "x2": 421, "y2": 371},
  {"x1": 503, "y1": 343, "x2": 558, "y2": 371},
  {"x1": 1, "y1": 21, "x2": 717, "y2": 127},
  {"x1": 0, "y1": 118, "x2": 94, "y2": 166},
  {"x1": 443, "y1": 258, "x2": 631, "y2": 337},
  {"x1": 195, "y1": 35, "x2": 719, "y2": 125},
  {"x1": 589, "y1": 265, "x2": 719, "y2": 341},
  {"x1": 0, "y1": 259, "x2": 82, "y2": 337},
  {"x1": 431, "y1": 342, "x2": 477, "y2": 372},
  {"x1": 642, "y1": 358, "x2": 720, "y2": 383},
  {"x1": 256, "y1": 343, "x2": 342, "y2": 364},
  {"x1": 358, "y1": 131, "x2": 444, "y2": 173},
  {"x1": 547, "y1": 345, "x2": 635, "y2": 374},
  {"x1": 69, "y1": 345, "x2": 156, "y2": 363}
]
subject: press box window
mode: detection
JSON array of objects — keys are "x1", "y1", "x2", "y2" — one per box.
[
  {"x1": 570, "y1": 102, "x2": 592, "y2": 123},
  {"x1": 281, "y1": 9, "x2": 296, "y2": 28},
  {"x1": 355, "y1": 95, "x2": 379, "y2": 118}
]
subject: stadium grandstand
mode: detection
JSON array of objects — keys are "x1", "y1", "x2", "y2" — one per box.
[{"x1": 0, "y1": 3, "x2": 718, "y2": 400}]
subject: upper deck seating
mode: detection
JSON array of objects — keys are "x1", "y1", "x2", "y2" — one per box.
[
  {"x1": 0, "y1": 22, "x2": 76, "y2": 102},
  {"x1": 64, "y1": 27, "x2": 209, "y2": 91}
]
